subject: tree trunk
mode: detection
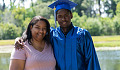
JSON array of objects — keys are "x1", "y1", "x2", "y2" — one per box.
[
  {"x1": 98, "y1": 0, "x2": 101, "y2": 16},
  {"x1": 2, "y1": 0, "x2": 5, "y2": 11}
]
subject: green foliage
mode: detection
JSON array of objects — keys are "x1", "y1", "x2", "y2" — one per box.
[
  {"x1": 33, "y1": 2, "x2": 53, "y2": 19},
  {"x1": 71, "y1": 0, "x2": 84, "y2": 16},
  {"x1": 0, "y1": 10, "x2": 2, "y2": 22},
  {"x1": 22, "y1": 17, "x2": 31, "y2": 33},
  {"x1": 0, "y1": 0, "x2": 120, "y2": 40},
  {"x1": 86, "y1": 18, "x2": 102, "y2": 36},
  {"x1": 1, "y1": 9, "x2": 14, "y2": 24},
  {"x1": 48, "y1": 15, "x2": 56, "y2": 28},
  {"x1": 0, "y1": 23, "x2": 21, "y2": 40},
  {"x1": 72, "y1": 12, "x2": 87, "y2": 28},
  {"x1": 25, "y1": 8, "x2": 36, "y2": 19},
  {"x1": 11, "y1": 7, "x2": 25, "y2": 27},
  {"x1": 113, "y1": 15, "x2": 120, "y2": 35},
  {"x1": 99, "y1": 17, "x2": 115, "y2": 35},
  {"x1": 72, "y1": 12, "x2": 118, "y2": 36},
  {"x1": 72, "y1": 12, "x2": 81, "y2": 27},
  {"x1": 116, "y1": 2, "x2": 120, "y2": 15},
  {"x1": 0, "y1": 24, "x2": 3, "y2": 39}
]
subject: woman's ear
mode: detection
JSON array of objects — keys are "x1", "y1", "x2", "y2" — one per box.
[{"x1": 30, "y1": 25, "x2": 32, "y2": 30}]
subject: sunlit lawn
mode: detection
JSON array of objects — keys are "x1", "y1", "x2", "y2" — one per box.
[
  {"x1": 0, "y1": 40, "x2": 15, "y2": 45},
  {"x1": 0, "y1": 35, "x2": 120, "y2": 47},
  {"x1": 92, "y1": 35, "x2": 120, "y2": 47}
]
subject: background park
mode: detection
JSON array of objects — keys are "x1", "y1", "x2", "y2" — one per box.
[{"x1": 0, "y1": 0, "x2": 120, "y2": 70}]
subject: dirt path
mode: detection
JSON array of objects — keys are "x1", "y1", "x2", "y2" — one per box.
[
  {"x1": 0, "y1": 45, "x2": 120, "y2": 53},
  {"x1": 95, "y1": 46, "x2": 120, "y2": 51},
  {"x1": 0, "y1": 45, "x2": 14, "y2": 53}
]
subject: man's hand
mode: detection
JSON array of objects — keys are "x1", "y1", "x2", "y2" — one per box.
[{"x1": 14, "y1": 37, "x2": 24, "y2": 50}]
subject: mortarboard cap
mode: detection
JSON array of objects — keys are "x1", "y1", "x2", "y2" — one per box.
[
  {"x1": 48, "y1": 0, "x2": 77, "y2": 12},
  {"x1": 48, "y1": 0, "x2": 77, "y2": 28}
]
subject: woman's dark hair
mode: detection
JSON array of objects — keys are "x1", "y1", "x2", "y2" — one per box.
[{"x1": 22, "y1": 16, "x2": 50, "y2": 45}]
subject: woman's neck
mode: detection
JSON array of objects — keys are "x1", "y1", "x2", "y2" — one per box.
[{"x1": 31, "y1": 39, "x2": 45, "y2": 51}]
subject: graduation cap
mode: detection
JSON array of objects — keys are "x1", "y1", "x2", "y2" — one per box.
[{"x1": 48, "y1": 0, "x2": 77, "y2": 28}]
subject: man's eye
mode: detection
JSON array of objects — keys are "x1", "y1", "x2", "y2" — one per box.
[
  {"x1": 43, "y1": 28, "x2": 47, "y2": 30},
  {"x1": 58, "y1": 16, "x2": 61, "y2": 18},
  {"x1": 65, "y1": 14, "x2": 69, "y2": 17},
  {"x1": 58, "y1": 15, "x2": 62, "y2": 18}
]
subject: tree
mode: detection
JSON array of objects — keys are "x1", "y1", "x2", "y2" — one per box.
[
  {"x1": 102, "y1": 0, "x2": 117, "y2": 17},
  {"x1": 0, "y1": 23, "x2": 4, "y2": 39},
  {"x1": 72, "y1": 0, "x2": 95, "y2": 17},
  {"x1": 11, "y1": 7, "x2": 26, "y2": 27},
  {"x1": 116, "y1": 2, "x2": 120, "y2": 15},
  {"x1": 2, "y1": 23, "x2": 22, "y2": 39},
  {"x1": 86, "y1": 18, "x2": 102, "y2": 36},
  {"x1": 98, "y1": 0, "x2": 102, "y2": 16},
  {"x1": 113, "y1": 2, "x2": 120, "y2": 35},
  {"x1": 33, "y1": 2, "x2": 53, "y2": 19},
  {"x1": 1, "y1": 9, "x2": 14, "y2": 24},
  {"x1": 72, "y1": 0, "x2": 84, "y2": 16},
  {"x1": 113, "y1": 16, "x2": 120, "y2": 35},
  {"x1": 9, "y1": 0, "x2": 16, "y2": 10},
  {"x1": 99, "y1": 17, "x2": 115, "y2": 35},
  {"x1": 2, "y1": 0, "x2": 5, "y2": 11}
]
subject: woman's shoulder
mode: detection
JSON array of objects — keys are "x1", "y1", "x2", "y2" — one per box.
[
  {"x1": 24, "y1": 40, "x2": 32, "y2": 48},
  {"x1": 45, "y1": 42, "x2": 53, "y2": 50}
]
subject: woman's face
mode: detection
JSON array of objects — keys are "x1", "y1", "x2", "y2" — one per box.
[{"x1": 30, "y1": 20, "x2": 47, "y2": 42}]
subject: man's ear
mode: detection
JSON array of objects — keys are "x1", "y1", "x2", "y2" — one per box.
[
  {"x1": 56, "y1": 15, "x2": 58, "y2": 21},
  {"x1": 56, "y1": 18, "x2": 58, "y2": 21},
  {"x1": 71, "y1": 13, "x2": 73, "y2": 19}
]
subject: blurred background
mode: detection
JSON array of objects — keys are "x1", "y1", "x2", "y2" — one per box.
[{"x1": 0, "y1": 0, "x2": 120, "y2": 70}]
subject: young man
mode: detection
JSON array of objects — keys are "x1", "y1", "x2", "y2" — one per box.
[
  {"x1": 48, "y1": 0, "x2": 101, "y2": 70},
  {"x1": 15, "y1": 0, "x2": 101, "y2": 70}
]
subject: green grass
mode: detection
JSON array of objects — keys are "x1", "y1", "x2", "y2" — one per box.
[
  {"x1": 94, "y1": 41, "x2": 120, "y2": 47},
  {"x1": 92, "y1": 35, "x2": 120, "y2": 42},
  {"x1": 92, "y1": 35, "x2": 120, "y2": 47},
  {"x1": 0, "y1": 40, "x2": 15, "y2": 45},
  {"x1": 0, "y1": 35, "x2": 120, "y2": 47}
]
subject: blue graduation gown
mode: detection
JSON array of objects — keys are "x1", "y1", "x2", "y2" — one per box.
[{"x1": 50, "y1": 26, "x2": 101, "y2": 70}]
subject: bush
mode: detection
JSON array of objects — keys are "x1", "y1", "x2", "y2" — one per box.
[
  {"x1": 0, "y1": 24, "x2": 4, "y2": 39},
  {"x1": 113, "y1": 15, "x2": 120, "y2": 35},
  {"x1": 86, "y1": 18, "x2": 102, "y2": 36},
  {"x1": 72, "y1": 12, "x2": 87, "y2": 29},
  {"x1": 99, "y1": 17, "x2": 115, "y2": 35},
  {"x1": 1, "y1": 23, "x2": 22, "y2": 39}
]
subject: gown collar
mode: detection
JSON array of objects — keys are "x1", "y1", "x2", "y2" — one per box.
[{"x1": 60, "y1": 23, "x2": 74, "y2": 35}]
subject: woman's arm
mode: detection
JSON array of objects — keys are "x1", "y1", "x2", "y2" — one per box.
[{"x1": 9, "y1": 59, "x2": 25, "y2": 70}]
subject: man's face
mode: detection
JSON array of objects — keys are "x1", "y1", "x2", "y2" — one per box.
[{"x1": 56, "y1": 9, "x2": 73, "y2": 28}]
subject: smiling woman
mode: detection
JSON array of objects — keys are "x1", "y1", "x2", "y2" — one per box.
[{"x1": 9, "y1": 16, "x2": 56, "y2": 70}]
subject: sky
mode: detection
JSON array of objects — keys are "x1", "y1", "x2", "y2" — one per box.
[
  {"x1": 0, "y1": 0, "x2": 107, "y2": 17},
  {"x1": 0, "y1": 0, "x2": 37, "y2": 8}
]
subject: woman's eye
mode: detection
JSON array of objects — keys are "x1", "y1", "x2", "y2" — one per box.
[{"x1": 36, "y1": 27, "x2": 40, "y2": 29}]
